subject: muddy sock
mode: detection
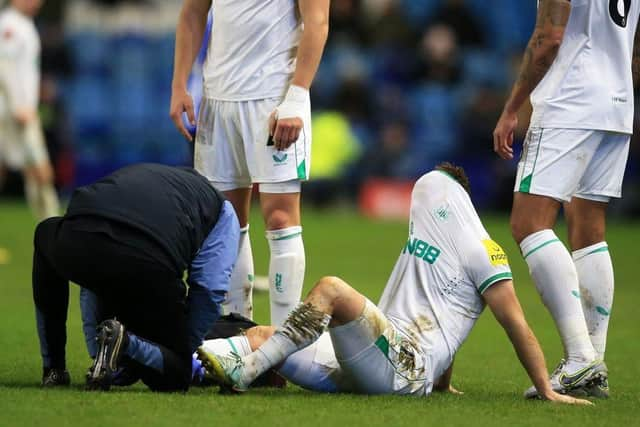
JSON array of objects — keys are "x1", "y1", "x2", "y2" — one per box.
[{"x1": 240, "y1": 303, "x2": 329, "y2": 386}]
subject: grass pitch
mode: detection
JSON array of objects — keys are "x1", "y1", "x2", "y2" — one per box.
[{"x1": 1, "y1": 201, "x2": 639, "y2": 426}]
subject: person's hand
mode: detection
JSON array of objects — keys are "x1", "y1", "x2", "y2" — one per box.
[
  {"x1": 269, "y1": 112, "x2": 303, "y2": 151},
  {"x1": 170, "y1": 87, "x2": 196, "y2": 141},
  {"x1": 493, "y1": 110, "x2": 518, "y2": 160},
  {"x1": 269, "y1": 85, "x2": 309, "y2": 151},
  {"x1": 14, "y1": 108, "x2": 36, "y2": 126},
  {"x1": 540, "y1": 390, "x2": 593, "y2": 406}
]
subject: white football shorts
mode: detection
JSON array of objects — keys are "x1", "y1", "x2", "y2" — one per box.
[
  {"x1": 514, "y1": 127, "x2": 630, "y2": 203},
  {"x1": 328, "y1": 298, "x2": 428, "y2": 395},
  {"x1": 0, "y1": 116, "x2": 49, "y2": 170},
  {"x1": 194, "y1": 97, "x2": 311, "y2": 193}
]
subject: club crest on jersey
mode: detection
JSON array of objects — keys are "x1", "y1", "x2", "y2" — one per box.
[{"x1": 482, "y1": 239, "x2": 508, "y2": 266}]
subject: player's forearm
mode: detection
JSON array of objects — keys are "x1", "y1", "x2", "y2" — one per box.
[
  {"x1": 171, "y1": 3, "x2": 209, "y2": 91},
  {"x1": 433, "y1": 360, "x2": 454, "y2": 391},
  {"x1": 503, "y1": 0, "x2": 571, "y2": 114},
  {"x1": 291, "y1": 4, "x2": 329, "y2": 89},
  {"x1": 505, "y1": 321, "x2": 553, "y2": 397}
]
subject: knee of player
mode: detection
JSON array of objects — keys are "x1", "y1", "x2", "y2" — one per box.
[
  {"x1": 265, "y1": 209, "x2": 295, "y2": 230},
  {"x1": 509, "y1": 215, "x2": 531, "y2": 244},
  {"x1": 312, "y1": 276, "x2": 346, "y2": 298}
]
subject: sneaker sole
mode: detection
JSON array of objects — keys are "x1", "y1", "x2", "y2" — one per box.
[{"x1": 87, "y1": 323, "x2": 125, "y2": 391}]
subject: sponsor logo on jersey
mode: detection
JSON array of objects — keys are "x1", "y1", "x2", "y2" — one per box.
[
  {"x1": 482, "y1": 239, "x2": 509, "y2": 266},
  {"x1": 403, "y1": 237, "x2": 441, "y2": 264},
  {"x1": 273, "y1": 152, "x2": 288, "y2": 164}
]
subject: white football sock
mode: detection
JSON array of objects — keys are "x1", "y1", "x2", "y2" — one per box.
[
  {"x1": 223, "y1": 225, "x2": 254, "y2": 319},
  {"x1": 24, "y1": 177, "x2": 40, "y2": 219},
  {"x1": 520, "y1": 229, "x2": 596, "y2": 364},
  {"x1": 266, "y1": 226, "x2": 305, "y2": 326},
  {"x1": 39, "y1": 183, "x2": 60, "y2": 219},
  {"x1": 240, "y1": 303, "x2": 329, "y2": 386},
  {"x1": 572, "y1": 242, "x2": 613, "y2": 361}
]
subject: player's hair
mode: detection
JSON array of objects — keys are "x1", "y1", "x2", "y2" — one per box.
[{"x1": 435, "y1": 162, "x2": 471, "y2": 194}]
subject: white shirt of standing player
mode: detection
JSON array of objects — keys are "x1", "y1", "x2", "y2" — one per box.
[
  {"x1": 204, "y1": 0, "x2": 301, "y2": 101},
  {"x1": 378, "y1": 171, "x2": 513, "y2": 389},
  {"x1": 0, "y1": 6, "x2": 41, "y2": 119},
  {"x1": 530, "y1": 0, "x2": 640, "y2": 133}
]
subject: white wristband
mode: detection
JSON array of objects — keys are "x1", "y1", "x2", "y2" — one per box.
[{"x1": 275, "y1": 85, "x2": 309, "y2": 120}]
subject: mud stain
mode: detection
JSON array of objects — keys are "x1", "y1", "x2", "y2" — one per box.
[
  {"x1": 580, "y1": 286, "x2": 594, "y2": 310},
  {"x1": 282, "y1": 302, "x2": 329, "y2": 346}
]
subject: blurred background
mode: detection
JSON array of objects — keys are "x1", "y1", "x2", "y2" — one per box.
[{"x1": 2, "y1": 0, "x2": 638, "y2": 216}]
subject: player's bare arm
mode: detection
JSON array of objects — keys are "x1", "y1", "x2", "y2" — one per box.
[
  {"x1": 483, "y1": 280, "x2": 591, "y2": 405},
  {"x1": 170, "y1": 0, "x2": 211, "y2": 141},
  {"x1": 493, "y1": 0, "x2": 571, "y2": 160},
  {"x1": 633, "y1": 16, "x2": 640, "y2": 86},
  {"x1": 433, "y1": 360, "x2": 463, "y2": 395},
  {"x1": 270, "y1": 0, "x2": 330, "y2": 150}
]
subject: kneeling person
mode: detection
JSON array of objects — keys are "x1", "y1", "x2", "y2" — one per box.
[
  {"x1": 198, "y1": 164, "x2": 592, "y2": 404},
  {"x1": 34, "y1": 163, "x2": 239, "y2": 391}
]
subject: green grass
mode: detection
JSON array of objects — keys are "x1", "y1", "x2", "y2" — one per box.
[{"x1": 1, "y1": 201, "x2": 639, "y2": 426}]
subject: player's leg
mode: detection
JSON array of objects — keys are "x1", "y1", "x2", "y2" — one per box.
[
  {"x1": 194, "y1": 98, "x2": 255, "y2": 319},
  {"x1": 242, "y1": 97, "x2": 311, "y2": 326},
  {"x1": 220, "y1": 187, "x2": 255, "y2": 318},
  {"x1": 260, "y1": 188, "x2": 305, "y2": 326},
  {"x1": 564, "y1": 133, "x2": 629, "y2": 363},
  {"x1": 22, "y1": 121, "x2": 59, "y2": 220},
  {"x1": 199, "y1": 276, "x2": 362, "y2": 391},
  {"x1": 511, "y1": 128, "x2": 597, "y2": 367},
  {"x1": 564, "y1": 198, "x2": 612, "y2": 362},
  {"x1": 32, "y1": 217, "x2": 71, "y2": 386}
]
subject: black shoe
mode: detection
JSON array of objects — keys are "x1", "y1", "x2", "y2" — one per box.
[
  {"x1": 86, "y1": 319, "x2": 129, "y2": 391},
  {"x1": 42, "y1": 368, "x2": 71, "y2": 387}
]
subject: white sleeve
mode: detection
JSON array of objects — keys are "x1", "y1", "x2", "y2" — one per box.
[{"x1": 462, "y1": 236, "x2": 513, "y2": 294}]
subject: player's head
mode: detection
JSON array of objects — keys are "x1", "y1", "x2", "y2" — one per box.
[
  {"x1": 11, "y1": 0, "x2": 43, "y2": 16},
  {"x1": 435, "y1": 162, "x2": 471, "y2": 194}
]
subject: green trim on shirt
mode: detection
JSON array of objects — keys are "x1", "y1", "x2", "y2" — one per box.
[{"x1": 478, "y1": 272, "x2": 513, "y2": 294}]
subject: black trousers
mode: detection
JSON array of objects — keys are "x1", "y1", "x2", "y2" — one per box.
[{"x1": 33, "y1": 216, "x2": 192, "y2": 391}]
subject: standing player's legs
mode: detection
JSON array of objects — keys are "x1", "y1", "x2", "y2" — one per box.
[
  {"x1": 562, "y1": 133, "x2": 629, "y2": 362},
  {"x1": 22, "y1": 120, "x2": 59, "y2": 220},
  {"x1": 194, "y1": 98, "x2": 255, "y2": 319},
  {"x1": 260, "y1": 189, "x2": 305, "y2": 326},
  {"x1": 511, "y1": 128, "x2": 597, "y2": 368},
  {"x1": 564, "y1": 198, "x2": 612, "y2": 361},
  {"x1": 221, "y1": 187, "x2": 255, "y2": 318}
]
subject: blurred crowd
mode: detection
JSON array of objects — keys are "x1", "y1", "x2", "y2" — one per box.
[{"x1": 5, "y1": 0, "x2": 638, "y2": 213}]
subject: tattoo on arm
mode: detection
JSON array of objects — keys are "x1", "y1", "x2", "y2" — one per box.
[{"x1": 505, "y1": 0, "x2": 571, "y2": 113}]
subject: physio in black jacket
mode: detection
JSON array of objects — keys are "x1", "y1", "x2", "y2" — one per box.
[{"x1": 33, "y1": 164, "x2": 239, "y2": 391}]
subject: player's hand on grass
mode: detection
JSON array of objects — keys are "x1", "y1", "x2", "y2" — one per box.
[
  {"x1": 541, "y1": 390, "x2": 593, "y2": 406},
  {"x1": 170, "y1": 87, "x2": 196, "y2": 142},
  {"x1": 493, "y1": 110, "x2": 518, "y2": 160},
  {"x1": 269, "y1": 112, "x2": 303, "y2": 151}
]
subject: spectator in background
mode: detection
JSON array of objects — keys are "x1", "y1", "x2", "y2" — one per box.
[
  {"x1": 357, "y1": 120, "x2": 413, "y2": 181},
  {"x1": 0, "y1": 0, "x2": 60, "y2": 220},
  {"x1": 429, "y1": 0, "x2": 485, "y2": 47},
  {"x1": 413, "y1": 23, "x2": 462, "y2": 86},
  {"x1": 327, "y1": 0, "x2": 368, "y2": 48}
]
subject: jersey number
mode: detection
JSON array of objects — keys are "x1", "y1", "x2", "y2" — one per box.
[{"x1": 610, "y1": 0, "x2": 632, "y2": 28}]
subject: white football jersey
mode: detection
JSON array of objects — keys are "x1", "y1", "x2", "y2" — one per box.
[
  {"x1": 0, "y1": 7, "x2": 40, "y2": 118},
  {"x1": 377, "y1": 171, "x2": 513, "y2": 389},
  {"x1": 203, "y1": 0, "x2": 301, "y2": 101},
  {"x1": 530, "y1": 0, "x2": 640, "y2": 134}
]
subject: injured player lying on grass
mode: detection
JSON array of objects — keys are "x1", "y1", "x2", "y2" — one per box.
[{"x1": 196, "y1": 164, "x2": 595, "y2": 405}]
